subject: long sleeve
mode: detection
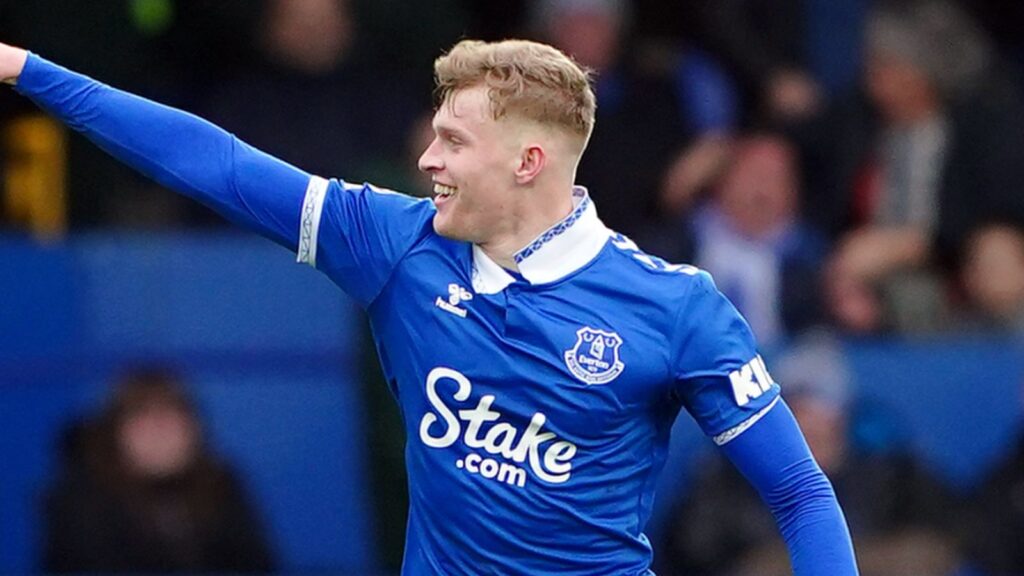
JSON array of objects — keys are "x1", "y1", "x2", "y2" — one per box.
[
  {"x1": 721, "y1": 399, "x2": 859, "y2": 575},
  {"x1": 14, "y1": 53, "x2": 312, "y2": 249}
]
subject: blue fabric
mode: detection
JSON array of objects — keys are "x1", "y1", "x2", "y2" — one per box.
[
  {"x1": 15, "y1": 53, "x2": 311, "y2": 249},
  {"x1": 674, "y1": 50, "x2": 738, "y2": 134},
  {"x1": 805, "y1": 0, "x2": 867, "y2": 96},
  {"x1": 311, "y1": 180, "x2": 435, "y2": 307},
  {"x1": 723, "y1": 399, "x2": 859, "y2": 575}
]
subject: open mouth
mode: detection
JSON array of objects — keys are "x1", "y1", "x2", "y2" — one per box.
[{"x1": 433, "y1": 183, "x2": 457, "y2": 198}]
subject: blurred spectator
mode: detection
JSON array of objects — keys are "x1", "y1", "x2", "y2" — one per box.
[
  {"x1": 41, "y1": 368, "x2": 275, "y2": 574},
  {"x1": 963, "y1": 370, "x2": 1024, "y2": 575},
  {"x1": 532, "y1": 0, "x2": 739, "y2": 259},
  {"x1": 656, "y1": 332, "x2": 960, "y2": 576},
  {"x1": 806, "y1": 0, "x2": 1024, "y2": 335},
  {"x1": 959, "y1": 222, "x2": 1024, "y2": 333},
  {"x1": 200, "y1": 0, "x2": 419, "y2": 183},
  {"x1": 2, "y1": 114, "x2": 67, "y2": 239},
  {"x1": 631, "y1": 0, "x2": 825, "y2": 126},
  {"x1": 697, "y1": 0, "x2": 824, "y2": 125},
  {"x1": 802, "y1": 0, "x2": 870, "y2": 99},
  {"x1": 687, "y1": 135, "x2": 827, "y2": 345},
  {"x1": 0, "y1": 0, "x2": 228, "y2": 229}
]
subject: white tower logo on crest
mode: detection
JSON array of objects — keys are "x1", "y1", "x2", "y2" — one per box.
[{"x1": 564, "y1": 327, "x2": 625, "y2": 385}]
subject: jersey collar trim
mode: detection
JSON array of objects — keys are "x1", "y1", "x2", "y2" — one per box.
[{"x1": 471, "y1": 187, "x2": 609, "y2": 294}]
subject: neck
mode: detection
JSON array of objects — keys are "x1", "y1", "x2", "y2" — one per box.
[{"x1": 478, "y1": 185, "x2": 576, "y2": 271}]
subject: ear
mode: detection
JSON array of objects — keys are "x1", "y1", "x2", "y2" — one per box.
[{"x1": 514, "y1": 144, "x2": 546, "y2": 185}]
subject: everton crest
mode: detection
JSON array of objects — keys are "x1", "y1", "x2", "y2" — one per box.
[{"x1": 564, "y1": 327, "x2": 625, "y2": 385}]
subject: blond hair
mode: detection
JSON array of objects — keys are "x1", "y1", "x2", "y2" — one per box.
[{"x1": 433, "y1": 39, "x2": 596, "y2": 145}]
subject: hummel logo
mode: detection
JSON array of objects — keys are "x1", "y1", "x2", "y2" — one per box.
[{"x1": 435, "y1": 283, "x2": 473, "y2": 318}]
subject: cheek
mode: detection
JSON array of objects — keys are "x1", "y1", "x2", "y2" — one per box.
[{"x1": 866, "y1": 66, "x2": 900, "y2": 104}]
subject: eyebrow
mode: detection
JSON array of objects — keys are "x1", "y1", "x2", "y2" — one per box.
[{"x1": 434, "y1": 124, "x2": 471, "y2": 142}]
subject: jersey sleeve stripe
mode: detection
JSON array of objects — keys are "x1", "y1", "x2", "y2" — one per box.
[
  {"x1": 296, "y1": 176, "x2": 329, "y2": 267},
  {"x1": 712, "y1": 396, "x2": 780, "y2": 446}
]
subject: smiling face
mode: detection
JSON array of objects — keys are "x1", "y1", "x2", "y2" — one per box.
[
  {"x1": 418, "y1": 85, "x2": 524, "y2": 245},
  {"x1": 419, "y1": 39, "x2": 597, "y2": 261}
]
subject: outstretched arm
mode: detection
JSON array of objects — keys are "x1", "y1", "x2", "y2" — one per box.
[
  {"x1": 721, "y1": 399, "x2": 859, "y2": 575},
  {"x1": 0, "y1": 42, "x2": 311, "y2": 249}
]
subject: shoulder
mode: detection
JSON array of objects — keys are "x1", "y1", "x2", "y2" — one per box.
[
  {"x1": 605, "y1": 232, "x2": 701, "y2": 277},
  {"x1": 330, "y1": 178, "x2": 436, "y2": 212},
  {"x1": 601, "y1": 235, "x2": 756, "y2": 355},
  {"x1": 331, "y1": 180, "x2": 477, "y2": 264},
  {"x1": 602, "y1": 231, "x2": 715, "y2": 305},
  {"x1": 591, "y1": 232, "x2": 737, "y2": 345},
  {"x1": 318, "y1": 178, "x2": 437, "y2": 236}
]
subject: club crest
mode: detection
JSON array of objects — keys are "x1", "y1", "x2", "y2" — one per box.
[{"x1": 564, "y1": 327, "x2": 625, "y2": 385}]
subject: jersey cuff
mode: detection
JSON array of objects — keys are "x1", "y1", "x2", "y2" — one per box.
[
  {"x1": 712, "y1": 396, "x2": 780, "y2": 446},
  {"x1": 297, "y1": 176, "x2": 329, "y2": 267}
]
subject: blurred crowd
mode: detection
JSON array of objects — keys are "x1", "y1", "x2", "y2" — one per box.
[
  {"x1": 2, "y1": 0, "x2": 1024, "y2": 574},
  {"x1": 2, "y1": 0, "x2": 1024, "y2": 341}
]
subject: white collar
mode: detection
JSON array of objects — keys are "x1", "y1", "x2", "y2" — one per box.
[{"x1": 471, "y1": 187, "x2": 610, "y2": 294}]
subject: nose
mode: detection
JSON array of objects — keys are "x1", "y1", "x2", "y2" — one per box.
[{"x1": 417, "y1": 137, "x2": 443, "y2": 173}]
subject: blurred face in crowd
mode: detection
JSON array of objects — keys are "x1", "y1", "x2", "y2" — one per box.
[
  {"x1": 546, "y1": 6, "x2": 621, "y2": 73},
  {"x1": 118, "y1": 398, "x2": 199, "y2": 479},
  {"x1": 963, "y1": 225, "x2": 1024, "y2": 320},
  {"x1": 826, "y1": 268, "x2": 883, "y2": 333},
  {"x1": 264, "y1": 0, "x2": 353, "y2": 74},
  {"x1": 865, "y1": 52, "x2": 940, "y2": 125},
  {"x1": 418, "y1": 85, "x2": 530, "y2": 245},
  {"x1": 716, "y1": 138, "x2": 798, "y2": 239}
]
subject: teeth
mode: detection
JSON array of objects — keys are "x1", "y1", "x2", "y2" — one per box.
[{"x1": 433, "y1": 183, "x2": 457, "y2": 197}]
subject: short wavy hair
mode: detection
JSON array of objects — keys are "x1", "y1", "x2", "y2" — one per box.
[
  {"x1": 867, "y1": 0, "x2": 992, "y2": 99},
  {"x1": 433, "y1": 39, "x2": 596, "y2": 144}
]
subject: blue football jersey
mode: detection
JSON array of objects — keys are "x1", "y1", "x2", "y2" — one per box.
[
  {"x1": 298, "y1": 178, "x2": 781, "y2": 575},
  {"x1": 16, "y1": 52, "x2": 855, "y2": 576}
]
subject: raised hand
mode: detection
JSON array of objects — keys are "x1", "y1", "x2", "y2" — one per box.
[{"x1": 0, "y1": 42, "x2": 29, "y2": 85}]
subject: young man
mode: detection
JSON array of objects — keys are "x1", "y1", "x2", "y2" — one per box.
[{"x1": 0, "y1": 39, "x2": 858, "y2": 574}]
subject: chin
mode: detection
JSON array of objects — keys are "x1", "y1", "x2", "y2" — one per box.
[
  {"x1": 433, "y1": 217, "x2": 484, "y2": 244},
  {"x1": 432, "y1": 216, "x2": 463, "y2": 241}
]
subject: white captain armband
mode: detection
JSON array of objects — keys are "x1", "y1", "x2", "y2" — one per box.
[{"x1": 297, "y1": 176, "x2": 329, "y2": 267}]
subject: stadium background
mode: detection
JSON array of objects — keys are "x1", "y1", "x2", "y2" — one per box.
[{"x1": 1, "y1": 0, "x2": 1023, "y2": 575}]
